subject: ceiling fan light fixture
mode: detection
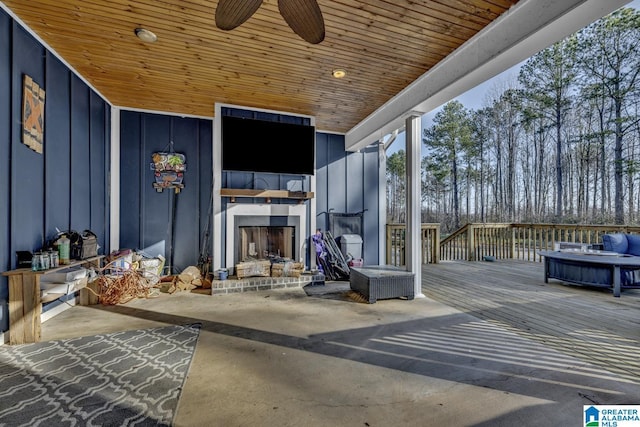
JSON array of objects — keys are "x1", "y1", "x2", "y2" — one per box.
[
  {"x1": 332, "y1": 69, "x2": 346, "y2": 79},
  {"x1": 135, "y1": 28, "x2": 157, "y2": 43}
]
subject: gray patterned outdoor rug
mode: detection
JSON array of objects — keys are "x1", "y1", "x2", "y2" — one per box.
[{"x1": 0, "y1": 323, "x2": 201, "y2": 427}]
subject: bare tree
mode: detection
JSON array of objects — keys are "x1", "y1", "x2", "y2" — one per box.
[
  {"x1": 519, "y1": 37, "x2": 577, "y2": 221},
  {"x1": 386, "y1": 150, "x2": 406, "y2": 222},
  {"x1": 578, "y1": 7, "x2": 640, "y2": 223}
]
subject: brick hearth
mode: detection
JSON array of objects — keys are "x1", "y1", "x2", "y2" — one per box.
[{"x1": 210, "y1": 273, "x2": 325, "y2": 295}]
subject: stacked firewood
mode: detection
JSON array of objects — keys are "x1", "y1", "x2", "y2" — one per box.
[
  {"x1": 158, "y1": 266, "x2": 212, "y2": 294},
  {"x1": 271, "y1": 261, "x2": 304, "y2": 277},
  {"x1": 235, "y1": 260, "x2": 271, "y2": 279}
]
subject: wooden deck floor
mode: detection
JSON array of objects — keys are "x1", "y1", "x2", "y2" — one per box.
[{"x1": 421, "y1": 259, "x2": 640, "y2": 383}]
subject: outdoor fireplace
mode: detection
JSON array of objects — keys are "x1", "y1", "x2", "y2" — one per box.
[{"x1": 225, "y1": 203, "x2": 308, "y2": 271}]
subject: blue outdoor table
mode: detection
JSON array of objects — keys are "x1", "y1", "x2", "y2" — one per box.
[{"x1": 538, "y1": 250, "x2": 640, "y2": 297}]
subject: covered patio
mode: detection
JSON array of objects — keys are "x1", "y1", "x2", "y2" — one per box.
[
  {"x1": 1, "y1": 0, "x2": 638, "y2": 424},
  {"x1": 36, "y1": 260, "x2": 640, "y2": 425},
  {"x1": 0, "y1": 0, "x2": 632, "y2": 293}
]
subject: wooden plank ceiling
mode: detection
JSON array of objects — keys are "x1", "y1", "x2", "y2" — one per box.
[{"x1": 3, "y1": 0, "x2": 519, "y2": 133}]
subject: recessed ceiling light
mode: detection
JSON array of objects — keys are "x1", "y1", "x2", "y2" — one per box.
[
  {"x1": 332, "y1": 69, "x2": 346, "y2": 78},
  {"x1": 135, "y1": 28, "x2": 157, "y2": 43}
]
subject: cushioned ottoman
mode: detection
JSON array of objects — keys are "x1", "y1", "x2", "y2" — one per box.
[{"x1": 350, "y1": 265, "x2": 414, "y2": 304}]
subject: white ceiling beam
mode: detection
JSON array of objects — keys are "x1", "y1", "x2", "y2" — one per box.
[{"x1": 345, "y1": 0, "x2": 631, "y2": 152}]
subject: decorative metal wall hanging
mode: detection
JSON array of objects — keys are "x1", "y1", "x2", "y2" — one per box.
[
  {"x1": 22, "y1": 75, "x2": 45, "y2": 154},
  {"x1": 151, "y1": 151, "x2": 186, "y2": 193}
]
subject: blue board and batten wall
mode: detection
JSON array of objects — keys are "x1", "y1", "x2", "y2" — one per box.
[
  {"x1": 120, "y1": 108, "x2": 382, "y2": 271},
  {"x1": 315, "y1": 134, "x2": 381, "y2": 264},
  {"x1": 0, "y1": 6, "x2": 382, "y2": 336},
  {"x1": 119, "y1": 111, "x2": 214, "y2": 272},
  {"x1": 0, "y1": 8, "x2": 111, "y2": 332}
]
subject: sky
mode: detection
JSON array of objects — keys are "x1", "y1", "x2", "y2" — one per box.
[{"x1": 386, "y1": 0, "x2": 640, "y2": 155}]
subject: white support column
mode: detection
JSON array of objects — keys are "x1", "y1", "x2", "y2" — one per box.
[
  {"x1": 378, "y1": 141, "x2": 387, "y2": 265},
  {"x1": 213, "y1": 104, "x2": 223, "y2": 271},
  {"x1": 405, "y1": 114, "x2": 424, "y2": 299}
]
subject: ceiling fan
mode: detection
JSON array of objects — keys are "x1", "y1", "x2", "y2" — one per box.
[{"x1": 215, "y1": 0, "x2": 325, "y2": 44}]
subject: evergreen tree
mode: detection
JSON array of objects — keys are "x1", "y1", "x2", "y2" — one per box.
[{"x1": 423, "y1": 101, "x2": 473, "y2": 229}]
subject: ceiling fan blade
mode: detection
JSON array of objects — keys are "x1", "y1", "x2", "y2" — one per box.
[
  {"x1": 278, "y1": 0, "x2": 325, "y2": 44},
  {"x1": 215, "y1": 0, "x2": 263, "y2": 31}
]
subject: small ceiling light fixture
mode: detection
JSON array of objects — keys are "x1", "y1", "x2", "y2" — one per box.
[
  {"x1": 332, "y1": 69, "x2": 346, "y2": 79},
  {"x1": 135, "y1": 28, "x2": 157, "y2": 43}
]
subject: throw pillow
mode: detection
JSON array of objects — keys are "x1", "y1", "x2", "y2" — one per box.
[
  {"x1": 602, "y1": 233, "x2": 629, "y2": 254},
  {"x1": 625, "y1": 234, "x2": 640, "y2": 256}
]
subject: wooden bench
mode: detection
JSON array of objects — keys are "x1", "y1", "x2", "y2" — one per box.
[
  {"x1": 349, "y1": 265, "x2": 414, "y2": 303},
  {"x1": 2, "y1": 256, "x2": 103, "y2": 344}
]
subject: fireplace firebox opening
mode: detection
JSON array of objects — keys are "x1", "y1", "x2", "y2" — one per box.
[
  {"x1": 224, "y1": 204, "x2": 308, "y2": 272},
  {"x1": 232, "y1": 213, "x2": 301, "y2": 267},
  {"x1": 238, "y1": 226, "x2": 295, "y2": 262}
]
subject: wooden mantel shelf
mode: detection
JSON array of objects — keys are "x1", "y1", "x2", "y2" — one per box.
[{"x1": 220, "y1": 188, "x2": 314, "y2": 201}]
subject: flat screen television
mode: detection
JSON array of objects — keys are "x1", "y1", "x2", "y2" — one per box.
[{"x1": 221, "y1": 115, "x2": 315, "y2": 175}]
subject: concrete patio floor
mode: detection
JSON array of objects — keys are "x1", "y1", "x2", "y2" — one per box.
[{"x1": 41, "y1": 279, "x2": 640, "y2": 426}]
